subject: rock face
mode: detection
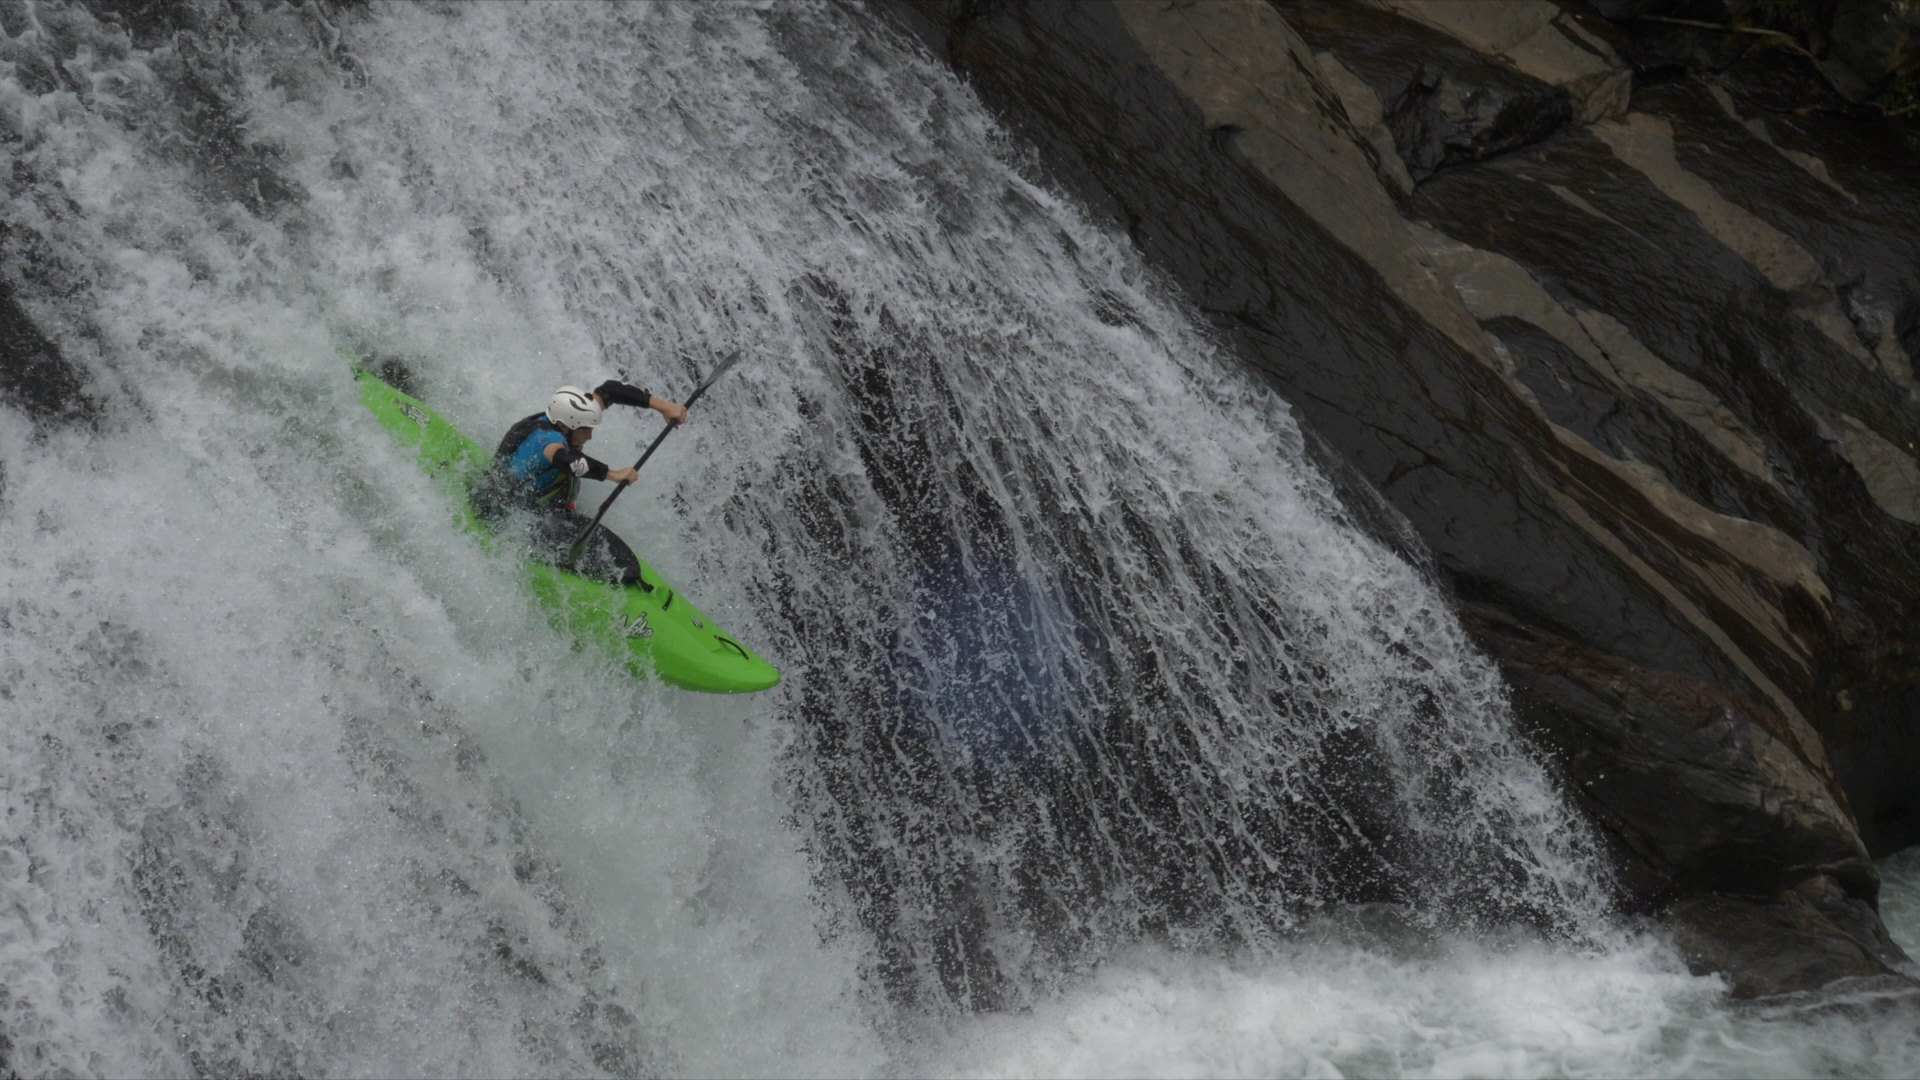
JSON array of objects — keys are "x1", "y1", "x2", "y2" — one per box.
[{"x1": 894, "y1": 0, "x2": 1920, "y2": 996}]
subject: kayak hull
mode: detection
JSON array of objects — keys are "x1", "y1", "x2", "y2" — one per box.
[{"x1": 356, "y1": 370, "x2": 780, "y2": 694}]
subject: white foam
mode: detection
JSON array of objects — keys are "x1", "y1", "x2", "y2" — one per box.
[{"x1": 932, "y1": 926, "x2": 1920, "y2": 1080}]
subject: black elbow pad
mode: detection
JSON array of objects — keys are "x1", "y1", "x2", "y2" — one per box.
[{"x1": 593, "y1": 380, "x2": 652, "y2": 409}]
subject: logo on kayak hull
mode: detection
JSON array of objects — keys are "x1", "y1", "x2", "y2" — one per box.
[{"x1": 615, "y1": 612, "x2": 653, "y2": 639}]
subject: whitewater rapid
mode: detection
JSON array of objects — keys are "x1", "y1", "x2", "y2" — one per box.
[{"x1": 1, "y1": 2, "x2": 1917, "y2": 1077}]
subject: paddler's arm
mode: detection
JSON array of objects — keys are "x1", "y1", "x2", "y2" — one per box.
[
  {"x1": 542, "y1": 442, "x2": 638, "y2": 484},
  {"x1": 594, "y1": 380, "x2": 687, "y2": 426}
]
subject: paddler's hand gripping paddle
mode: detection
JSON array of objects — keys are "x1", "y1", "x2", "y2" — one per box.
[{"x1": 565, "y1": 348, "x2": 744, "y2": 568}]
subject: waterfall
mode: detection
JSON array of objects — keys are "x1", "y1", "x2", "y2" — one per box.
[{"x1": 3, "y1": 2, "x2": 1916, "y2": 1076}]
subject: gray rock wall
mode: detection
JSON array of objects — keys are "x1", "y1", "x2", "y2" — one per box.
[{"x1": 893, "y1": 0, "x2": 1920, "y2": 997}]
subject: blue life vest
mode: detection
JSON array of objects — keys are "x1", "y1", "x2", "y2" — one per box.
[
  {"x1": 494, "y1": 413, "x2": 575, "y2": 506},
  {"x1": 510, "y1": 428, "x2": 567, "y2": 491}
]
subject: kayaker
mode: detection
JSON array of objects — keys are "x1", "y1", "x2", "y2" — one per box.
[{"x1": 484, "y1": 381, "x2": 687, "y2": 585}]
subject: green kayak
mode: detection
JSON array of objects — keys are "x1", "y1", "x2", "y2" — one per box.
[{"x1": 355, "y1": 369, "x2": 780, "y2": 694}]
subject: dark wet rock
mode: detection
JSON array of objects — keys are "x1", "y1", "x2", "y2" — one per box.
[
  {"x1": 1360, "y1": 0, "x2": 1633, "y2": 124},
  {"x1": 1468, "y1": 603, "x2": 1873, "y2": 902},
  {"x1": 1697, "y1": 50, "x2": 1920, "y2": 382},
  {"x1": 1826, "y1": 0, "x2": 1920, "y2": 94},
  {"x1": 1669, "y1": 874, "x2": 1914, "y2": 998},
  {"x1": 1604, "y1": 8, "x2": 1754, "y2": 84},
  {"x1": 892, "y1": 0, "x2": 1920, "y2": 995},
  {"x1": 0, "y1": 276, "x2": 94, "y2": 430},
  {"x1": 1409, "y1": 79, "x2": 1920, "y2": 863},
  {"x1": 63, "y1": 1, "x2": 315, "y2": 216},
  {"x1": 1602, "y1": 0, "x2": 1920, "y2": 112},
  {"x1": 154, "y1": 44, "x2": 308, "y2": 216},
  {"x1": 83, "y1": 0, "x2": 211, "y2": 50},
  {"x1": 1274, "y1": 1, "x2": 1575, "y2": 183}
]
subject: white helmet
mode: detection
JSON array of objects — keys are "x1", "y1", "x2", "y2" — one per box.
[{"x1": 547, "y1": 386, "x2": 603, "y2": 430}]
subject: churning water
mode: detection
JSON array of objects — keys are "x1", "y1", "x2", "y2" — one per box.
[{"x1": 1, "y1": 2, "x2": 1917, "y2": 1076}]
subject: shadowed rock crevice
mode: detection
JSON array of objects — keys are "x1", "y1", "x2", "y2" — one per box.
[
  {"x1": 1601, "y1": 0, "x2": 1920, "y2": 117},
  {"x1": 1275, "y1": 1, "x2": 1577, "y2": 184}
]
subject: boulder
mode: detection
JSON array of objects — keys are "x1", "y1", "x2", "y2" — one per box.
[
  {"x1": 1668, "y1": 874, "x2": 1916, "y2": 998},
  {"x1": 1826, "y1": 0, "x2": 1920, "y2": 94}
]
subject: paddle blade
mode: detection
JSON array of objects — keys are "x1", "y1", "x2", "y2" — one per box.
[{"x1": 686, "y1": 348, "x2": 744, "y2": 407}]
